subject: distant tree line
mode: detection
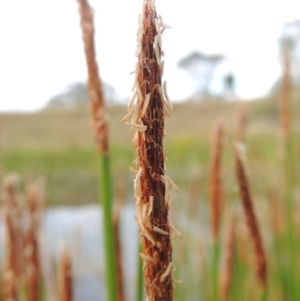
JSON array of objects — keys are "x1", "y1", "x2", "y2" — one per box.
[
  {"x1": 178, "y1": 51, "x2": 235, "y2": 100},
  {"x1": 48, "y1": 81, "x2": 117, "y2": 108}
]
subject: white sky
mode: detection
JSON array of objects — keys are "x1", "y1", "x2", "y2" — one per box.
[{"x1": 0, "y1": 0, "x2": 299, "y2": 112}]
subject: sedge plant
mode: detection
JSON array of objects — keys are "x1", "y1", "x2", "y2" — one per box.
[
  {"x1": 208, "y1": 119, "x2": 224, "y2": 301},
  {"x1": 76, "y1": 1, "x2": 117, "y2": 301},
  {"x1": 279, "y1": 50, "x2": 298, "y2": 300},
  {"x1": 123, "y1": 1, "x2": 178, "y2": 300},
  {"x1": 234, "y1": 144, "x2": 268, "y2": 301}
]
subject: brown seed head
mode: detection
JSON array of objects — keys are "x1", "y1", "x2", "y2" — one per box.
[
  {"x1": 234, "y1": 144, "x2": 267, "y2": 288},
  {"x1": 125, "y1": 1, "x2": 176, "y2": 300},
  {"x1": 77, "y1": 0, "x2": 108, "y2": 154}
]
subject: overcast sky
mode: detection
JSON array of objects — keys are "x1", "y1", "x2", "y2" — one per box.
[{"x1": 0, "y1": 0, "x2": 299, "y2": 112}]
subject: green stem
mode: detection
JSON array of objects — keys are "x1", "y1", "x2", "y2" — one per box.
[
  {"x1": 284, "y1": 136, "x2": 297, "y2": 299},
  {"x1": 260, "y1": 289, "x2": 267, "y2": 301},
  {"x1": 136, "y1": 242, "x2": 144, "y2": 301},
  {"x1": 212, "y1": 241, "x2": 220, "y2": 301},
  {"x1": 99, "y1": 154, "x2": 118, "y2": 301}
]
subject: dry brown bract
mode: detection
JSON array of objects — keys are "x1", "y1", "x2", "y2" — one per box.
[
  {"x1": 124, "y1": 1, "x2": 176, "y2": 300},
  {"x1": 234, "y1": 144, "x2": 267, "y2": 288}
]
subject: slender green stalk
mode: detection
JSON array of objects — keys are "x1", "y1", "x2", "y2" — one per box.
[
  {"x1": 99, "y1": 154, "x2": 117, "y2": 301},
  {"x1": 212, "y1": 241, "x2": 220, "y2": 301},
  {"x1": 136, "y1": 243, "x2": 143, "y2": 301},
  {"x1": 284, "y1": 136, "x2": 299, "y2": 300},
  {"x1": 278, "y1": 45, "x2": 297, "y2": 300},
  {"x1": 260, "y1": 289, "x2": 267, "y2": 301}
]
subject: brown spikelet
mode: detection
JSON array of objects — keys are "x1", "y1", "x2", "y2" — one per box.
[
  {"x1": 77, "y1": 0, "x2": 108, "y2": 154},
  {"x1": 234, "y1": 144, "x2": 267, "y2": 288},
  {"x1": 209, "y1": 120, "x2": 223, "y2": 242},
  {"x1": 113, "y1": 205, "x2": 125, "y2": 301},
  {"x1": 24, "y1": 185, "x2": 42, "y2": 301},
  {"x1": 235, "y1": 103, "x2": 247, "y2": 142},
  {"x1": 219, "y1": 209, "x2": 235, "y2": 301},
  {"x1": 59, "y1": 245, "x2": 73, "y2": 301},
  {"x1": 125, "y1": 1, "x2": 175, "y2": 300},
  {"x1": 2, "y1": 174, "x2": 22, "y2": 301},
  {"x1": 279, "y1": 53, "x2": 291, "y2": 141}
]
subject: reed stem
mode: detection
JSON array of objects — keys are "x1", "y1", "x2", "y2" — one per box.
[
  {"x1": 260, "y1": 289, "x2": 267, "y2": 301},
  {"x1": 212, "y1": 241, "x2": 220, "y2": 301},
  {"x1": 113, "y1": 203, "x2": 125, "y2": 301},
  {"x1": 136, "y1": 242, "x2": 143, "y2": 301},
  {"x1": 99, "y1": 154, "x2": 117, "y2": 301}
]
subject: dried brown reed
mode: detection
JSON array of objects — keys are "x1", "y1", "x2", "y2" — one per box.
[
  {"x1": 59, "y1": 244, "x2": 73, "y2": 301},
  {"x1": 2, "y1": 174, "x2": 22, "y2": 301},
  {"x1": 234, "y1": 144, "x2": 267, "y2": 288},
  {"x1": 123, "y1": 1, "x2": 176, "y2": 299},
  {"x1": 24, "y1": 185, "x2": 42, "y2": 301},
  {"x1": 77, "y1": 0, "x2": 108, "y2": 154},
  {"x1": 219, "y1": 209, "x2": 235, "y2": 301},
  {"x1": 209, "y1": 120, "x2": 223, "y2": 242},
  {"x1": 279, "y1": 53, "x2": 291, "y2": 141},
  {"x1": 113, "y1": 204, "x2": 124, "y2": 301}
]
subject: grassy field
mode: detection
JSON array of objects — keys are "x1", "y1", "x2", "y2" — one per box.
[{"x1": 0, "y1": 97, "x2": 287, "y2": 207}]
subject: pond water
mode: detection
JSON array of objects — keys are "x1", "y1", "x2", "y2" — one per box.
[{"x1": 1, "y1": 205, "x2": 139, "y2": 301}]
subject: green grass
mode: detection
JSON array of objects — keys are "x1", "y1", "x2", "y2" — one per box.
[{"x1": 0, "y1": 100, "x2": 286, "y2": 206}]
